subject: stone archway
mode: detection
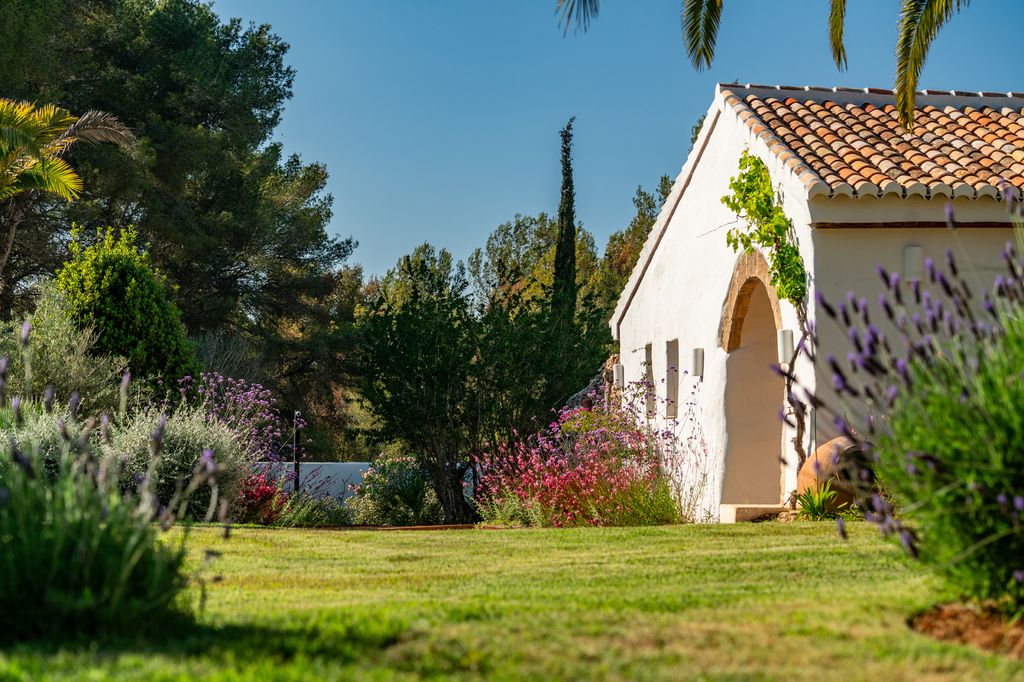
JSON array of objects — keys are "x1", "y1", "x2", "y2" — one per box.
[{"x1": 719, "y1": 251, "x2": 785, "y2": 505}]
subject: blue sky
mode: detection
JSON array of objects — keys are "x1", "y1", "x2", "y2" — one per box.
[{"x1": 211, "y1": 0, "x2": 1020, "y2": 277}]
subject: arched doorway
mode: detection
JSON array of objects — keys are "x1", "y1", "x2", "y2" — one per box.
[{"x1": 719, "y1": 254, "x2": 785, "y2": 505}]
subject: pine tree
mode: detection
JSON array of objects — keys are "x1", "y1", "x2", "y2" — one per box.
[{"x1": 552, "y1": 116, "x2": 577, "y2": 321}]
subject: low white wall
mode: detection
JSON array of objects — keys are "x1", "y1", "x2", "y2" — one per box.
[{"x1": 255, "y1": 462, "x2": 369, "y2": 500}]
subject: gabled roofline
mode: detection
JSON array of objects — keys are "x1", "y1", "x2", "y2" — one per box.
[
  {"x1": 609, "y1": 96, "x2": 721, "y2": 341},
  {"x1": 609, "y1": 82, "x2": 1024, "y2": 340}
]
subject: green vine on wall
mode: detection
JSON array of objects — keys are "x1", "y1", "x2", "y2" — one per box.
[
  {"x1": 721, "y1": 150, "x2": 813, "y2": 477},
  {"x1": 721, "y1": 151, "x2": 807, "y2": 305}
]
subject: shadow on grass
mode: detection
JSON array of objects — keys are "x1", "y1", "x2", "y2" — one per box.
[{"x1": 1, "y1": 609, "x2": 410, "y2": 666}]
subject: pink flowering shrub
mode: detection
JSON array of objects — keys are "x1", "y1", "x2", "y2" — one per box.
[
  {"x1": 476, "y1": 390, "x2": 682, "y2": 527},
  {"x1": 234, "y1": 472, "x2": 287, "y2": 525},
  {"x1": 233, "y1": 469, "x2": 353, "y2": 527}
]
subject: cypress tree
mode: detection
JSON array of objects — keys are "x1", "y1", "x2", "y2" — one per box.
[{"x1": 552, "y1": 116, "x2": 577, "y2": 321}]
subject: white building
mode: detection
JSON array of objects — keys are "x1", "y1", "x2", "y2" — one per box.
[{"x1": 611, "y1": 83, "x2": 1023, "y2": 522}]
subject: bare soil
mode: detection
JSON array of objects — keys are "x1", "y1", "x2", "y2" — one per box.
[{"x1": 911, "y1": 603, "x2": 1024, "y2": 659}]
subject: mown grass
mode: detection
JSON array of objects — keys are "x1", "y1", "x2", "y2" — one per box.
[{"x1": 1, "y1": 523, "x2": 1019, "y2": 680}]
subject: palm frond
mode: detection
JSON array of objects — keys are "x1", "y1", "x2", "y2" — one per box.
[
  {"x1": 0, "y1": 100, "x2": 37, "y2": 131},
  {"x1": 0, "y1": 125, "x2": 43, "y2": 158},
  {"x1": 895, "y1": 0, "x2": 969, "y2": 129},
  {"x1": 556, "y1": 0, "x2": 600, "y2": 34},
  {"x1": 26, "y1": 102, "x2": 76, "y2": 138},
  {"x1": 828, "y1": 0, "x2": 848, "y2": 69},
  {"x1": 682, "y1": 0, "x2": 723, "y2": 71},
  {"x1": 10, "y1": 156, "x2": 82, "y2": 201},
  {"x1": 0, "y1": 100, "x2": 130, "y2": 203},
  {"x1": 58, "y1": 110, "x2": 136, "y2": 151}
]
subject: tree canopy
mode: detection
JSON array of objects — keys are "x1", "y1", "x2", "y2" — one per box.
[{"x1": 0, "y1": 0, "x2": 356, "y2": 455}]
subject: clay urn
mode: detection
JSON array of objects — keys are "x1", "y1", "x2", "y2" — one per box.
[{"x1": 796, "y1": 436, "x2": 863, "y2": 511}]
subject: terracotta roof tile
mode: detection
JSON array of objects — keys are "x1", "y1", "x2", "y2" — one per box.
[{"x1": 719, "y1": 84, "x2": 1024, "y2": 199}]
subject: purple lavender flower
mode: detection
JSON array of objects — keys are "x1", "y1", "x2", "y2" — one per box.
[
  {"x1": 100, "y1": 412, "x2": 112, "y2": 444},
  {"x1": 18, "y1": 321, "x2": 30, "y2": 347},
  {"x1": 816, "y1": 290, "x2": 837, "y2": 320}
]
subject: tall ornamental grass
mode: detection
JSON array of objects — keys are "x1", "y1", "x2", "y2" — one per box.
[{"x1": 803, "y1": 198, "x2": 1024, "y2": 614}]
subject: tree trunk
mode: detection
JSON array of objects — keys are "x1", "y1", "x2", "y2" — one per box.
[
  {"x1": 0, "y1": 196, "x2": 28, "y2": 294},
  {"x1": 432, "y1": 463, "x2": 476, "y2": 524}
]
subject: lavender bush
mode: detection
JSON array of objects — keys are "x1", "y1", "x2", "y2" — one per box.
[
  {"x1": 0, "y1": 394, "x2": 224, "y2": 640},
  {"x1": 802, "y1": 197, "x2": 1024, "y2": 614}
]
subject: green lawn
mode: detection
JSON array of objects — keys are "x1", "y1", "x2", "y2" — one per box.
[{"x1": 1, "y1": 523, "x2": 1019, "y2": 681}]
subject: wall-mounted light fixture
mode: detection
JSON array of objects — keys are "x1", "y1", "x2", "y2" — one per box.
[
  {"x1": 904, "y1": 244, "x2": 926, "y2": 283},
  {"x1": 777, "y1": 329, "x2": 795, "y2": 371},
  {"x1": 691, "y1": 347, "x2": 705, "y2": 381},
  {"x1": 613, "y1": 363, "x2": 625, "y2": 388}
]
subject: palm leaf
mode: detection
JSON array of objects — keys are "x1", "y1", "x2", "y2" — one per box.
[
  {"x1": 895, "y1": 0, "x2": 969, "y2": 129},
  {"x1": 0, "y1": 100, "x2": 36, "y2": 131},
  {"x1": 556, "y1": 0, "x2": 600, "y2": 34},
  {"x1": 828, "y1": 0, "x2": 848, "y2": 69},
  {"x1": 682, "y1": 0, "x2": 723, "y2": 71},
  {"x1": 57, "y1": 110, "x2": 136, "y2": 151},
  {"x1": 26, "y1": 102, "x2": 76, "y2": 138},
  {"x1": 9, "y1": 156, "x2": 82, "y2": 201}
]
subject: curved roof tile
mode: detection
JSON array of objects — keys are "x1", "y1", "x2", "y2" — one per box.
[{"x1": 719, "y1": 84, "x2": 1024, "y2": 200}]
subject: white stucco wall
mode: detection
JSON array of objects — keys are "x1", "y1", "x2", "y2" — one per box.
[
  {"x1": 809, "y1": 223, "x2": 1013, "y2": 444},
  {"x1": 257, "y1": 461, "x2": 369, "y2": 500},
  {"x1": 613, "y1": 90, "x2": 811, "y2": 521},
  {"x1": 613, "y1": 85, "x2": 1015, "y2": 522}
]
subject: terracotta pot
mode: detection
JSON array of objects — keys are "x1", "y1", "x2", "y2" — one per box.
[{"x1": 796, "y1": 436, "x2": 862, "y2": 511}]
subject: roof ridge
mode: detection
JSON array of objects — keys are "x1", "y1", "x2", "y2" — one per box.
[{"x1": 719, "y1": 82, "x2": 1024, "y2": 100}]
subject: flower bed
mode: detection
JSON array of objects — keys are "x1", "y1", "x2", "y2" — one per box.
[{"x1": 476, "y1": 392, "x2": 682, "y2": 527}]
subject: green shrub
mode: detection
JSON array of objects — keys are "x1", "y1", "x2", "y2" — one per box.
[
  {"x1": 594, "y1": 476, "x2": 683, "y2": 527},
  {"x1": 349, "y1": 455, "x2": 444, "y2": 526},
  {"x1": 0, "y1": 405, "x2": 219, "y2": 640},
  {"x1": 275, "y1": 493, "x2": 354, "y2": 528},
  {"x1": 0, "y1": 402, "x2": 92, "y2": 470},
  {"x1": 106, "y1": 405, "x2": 250, "y2": 518},
  {"x1": 870, "y1": 312, "x2": 1024, "y2": 610},
  {"x1": 477, "y1": 489, "x2": 546, "y2": 528},
  {"x1": 0, "y1": 282, "x2": 129, "y2": 415},
  {"x1": 56, "y1": 227, "x2": 198, "y2": 384}
]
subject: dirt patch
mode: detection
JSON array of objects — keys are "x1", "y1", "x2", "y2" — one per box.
[{"x1": 911, "y1": 603, "x2": 1024, "y2": 659}]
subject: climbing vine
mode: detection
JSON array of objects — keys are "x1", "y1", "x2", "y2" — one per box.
[
  {"x1": 721, "y1": 150, "x2": 813, "y2": 477},
  {"x1": 721, "y1": 151, "x2": 807, "y2": 305}
]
